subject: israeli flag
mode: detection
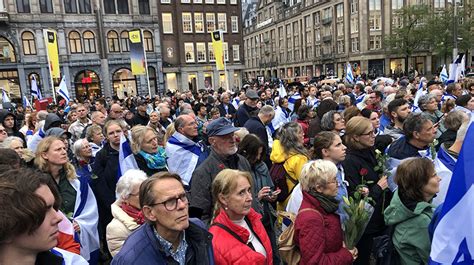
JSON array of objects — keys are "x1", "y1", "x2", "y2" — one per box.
[
  {"x1": 345, "y1": 63, "x2": 354, "y2": 84},
  {"x1": 31, "y1": 75, "x2": 42, "y2": 100},
  {"x1": 456, "y1": 54, "x2": 466, "y2": 81},
  {"x1": 279, "y1": 79, "x2": 287, "y2": 98},
  {"x1": 22, "y1": 95, "x2": 31, "y2": 108},
  {"x1": 447, "y1": 54, "x2": 464, "y2": 84},
  {"x1": 414, "y1": 78, "x2": 426, "y2": 109},
  {"x1": 288, "y1": 92, "x2": 301, "y2": 112},
  {"x1": 429, "y1": 123, "x2": 474, "y2": 264},
  {"x1": 57, "y1": 75, "x2": 70, "y2": 104},
  {"x1": 1, "y1": 89, "x2": 10, "y2": 103},
  {"x1": 439, "y1": 65, "x2": 448, "y2": 84},
  {"x1": 118, "y1": 134, "x2": 138, "y2": 180}
]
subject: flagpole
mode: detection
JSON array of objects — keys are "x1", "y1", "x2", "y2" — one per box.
[
  {"x1": 222, "y1": 30, "x2": 229, "y2": 92},
  {"x1": 141, "y1": 29, "x2": 152, "y2": 97}
]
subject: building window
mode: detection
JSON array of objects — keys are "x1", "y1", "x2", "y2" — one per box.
[
  {"x1": 231, "y1": 16, "x2": 239, "y2": 33},
  {"x1": 107, "y1": 31, "x2": 120, "y2": 52},
  {"x1": 313, "y1": 11, "x2": 320, "y2": 25},
  {"x1": 196, "y1": 42, "x2": 206, "y2": 62},
  {"x1": 350, "y1": 0, "x2": 358, "y2": 13},
  {"x1": 351, "y1": 37, "x2": 359, "y2": 52},
  {"x1": 208, "y1": 43, "x2": 215, "y2": 61},
  {"x1": 120, "y1": 31, "x2": 129, "y2": 52},
  {"x1": 143, "y1": 30, "x2": 154, "y2": 52},
  {"x1": 17, "y1": 0, "x2": 30, "y2": 13},
  {"x1": 139, "y1": 0, "x2": 150, "y2": 14},
  {"x1": 194, "y1": 0, "x2": 203, "y2": 3},
  {"x1": 223, "y1": 42, "x2": 228, "y2": 61},
  {"x1": 117, "y1": 0, "x2": 129, "y2": 14},
  {"x1": 314, "y1": 28, "x2": 320, "y2": 42},
  {"x1": 232, "y1": 44, "x2": 239, "y2": 61},
  {"x1": 69, "y1": 31, "x2": 82, "y2": 54},
  {"x1": 205, "y1": 0, "x2": 214, "y2": 3},
  {"x1": 230, "y1": 0, "x2": 237, "y2": 4},
  {"x1": 217, "y1": 13, "x2": 227, "y2": 32},
  {"x1": 369, "y1": 35, "x2": 382, "y2": 50},
  {"x1": 337, "y1": 22, "x2": 344, "y2": 36},
  {"x1": 184, "y1": 43, "x2": 195, "y2": 62},
  {"x1": 434, "y1": 0, "x2": 445, "y2": 8},
  {"x1": 161, "y1": 0, "x2": 170, "y2": 3},
  {"x1": 181, "y1": 0, "x2": 190, "y2": 3},
  {"x1": 83, "y1": 31, "x2": 96, "y2": 53},
  {"x1": 392, "y1": 0, "x2": 403, "y2": 9},
  {"x1": 314, "y1": 44, "x2": 320, "y2": 57},
  {"x1": 369, "y1": 14, "x2": 381, "y2": 30},
  {"x1": 336, "y1": 4, "x2": 343, "y2": 18},
  {"x1": 21, "y1": 31, "x2": 36, "y2": 55},
  {"x1": 217, "y1": 0, "x2": 225, "y2": 3},
  {"x1": 40, "y1": 0, "x2": 53, "y2": 13},
  {"x1": 369, "y1": 0, "x2": 381, "y2": 11},
  {"x1": 195, "y1": 13, "x2": 204, "y2": 33},
  {"x1": 350, "y1": 17, "x2": 359, "y2": 33},
  {"x1": 104, "y1": 0, "x2": 115, "y2": 13},
  {"x1": 79, "y1": 0, "x2": 91, "y2": 13},
  {"x1": 206, "y1": 13, "x2": 215, "y2": 32},
  {"x1": 64, "y1": 0, "x2": 77, "y2": 13},
  {"x1": 337, "y1": 40, "x2": 344, "y2": 53},
  {"x1": 182, "y1": 13, "x2": 193, "y2": 33},
  {"x1": 162, "y1": 14, "x2": 173, "y2": 34}
]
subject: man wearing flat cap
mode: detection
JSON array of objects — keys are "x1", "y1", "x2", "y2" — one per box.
[
  {"x1": 189, "y1": 117, "x2": 253, "y2": 225},
  {"x1": 234, "y1": 89, "x2": 259, "y2": 127}
]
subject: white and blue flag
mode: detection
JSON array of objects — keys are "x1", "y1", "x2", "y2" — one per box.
[
  {"x1": 118, "y1": 134, "x2": 138, "y2": 180},
  {"x1": 447, "y1": 54, "x2": 464, "y2": 84},
  {"x1": 31, "y1": 74, "x2": 42, "y2": 100},
  {"x1": 440, "y1": 65, "x2": 448, "y2": 84},
  {"x1": 456, "y1": 54, "x2": 466, "y2": 81},
  {"x1": 1, "y1": 89, "x2": 10, "y2": 103},
  {"x1": 279, "y1": 79, "x2": 287, "y2": 98},
  {"x1": 429, "y1": 123, "x2": 474, "y2": 264},
  {"x1": 57, "y1": 75, "x2": 70, "y2": 104},
  {"x1": 413, "y1": 78, "x2": 426, "y2": 111},
  {"x1": 345, "y1": 63, "x2": 354, "y2": 84},
  {"x1": 22, "y1": 95, "x2": 31, "y2": 108}
]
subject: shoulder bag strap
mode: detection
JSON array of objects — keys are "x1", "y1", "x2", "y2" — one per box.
[{"x1": 211, "y1": 222, "x2": 256, "y2": 251}]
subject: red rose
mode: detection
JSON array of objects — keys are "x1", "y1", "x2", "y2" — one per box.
[
  {"x1": 218, "y1": 164, "x2": 225, "y2": 170},
  {"x1": 359, "y1": 168, "x2": 368, "y2": 176}
]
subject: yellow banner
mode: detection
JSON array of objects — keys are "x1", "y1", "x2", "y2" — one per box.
[
  {"x1": 211, "y1": 31, "x2": 224, "y2": 71},
  {"x1": 44, "y1": 29, "x2": 60, "y2": 78},
  {"x1": 129, "y1": 30, "x2": 146, "y2": 75}
]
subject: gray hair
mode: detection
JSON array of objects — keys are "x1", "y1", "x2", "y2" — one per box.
[
  {"x1": 417, "y1": 94, "x2": 437, "y2": 111},
  {"x1": 300, "y1": 160, "x2": 338, "y2": 192},
  {"x1": 277, "y1": 122, "x2": 309, "y2": 157},
  {"x1": 0, "y1": 136, "x2": 24, "y2": 149},
  {"x1": 259, "y1": 105, "x2": 275, "y2": 116},
  {"x1": 116, "y1": 169, "x2": 148, "y2": 202},
  {"x1": 72, "y1": 139, "x2": 88, "y2": 160},
  {"x1": 444, "y1": 110, "x2": 467, "y2": 131},
  {"x1": 220, "y1": 92, "x2": 229, "y2": 101},
  {"x1": 320, "y1": 110, "x2": 339, "y2": 131},
  {"x1": 403, "y1": 113, "x2": 432, "y2": 140}
]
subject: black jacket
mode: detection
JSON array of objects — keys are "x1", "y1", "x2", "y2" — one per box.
[
  {"x1": 342, "y1": 147, "x2": 392, "y2": 235},
  {"x1": 134, "y1": 153, "x2": 167, "y2": 177},
  {"x1": 234, "y1": 103, "x2": 258, "y2": 127},
  {"x1": 244, "y1": 116, "x2": 272, "y2": 168},
  {"x1": 131, "y1": 112, "x2": 149, "y2": 126},
  {"x1": 387, "y1": 136, "x2": 425, "y2": 160},
  {"x1": 91, "y1": 143, "x2": 119, "y2": 231},
  {"x1": 217, "y1": 103, "x2": 236, "y2": 118},
  {"x1": 0, "y1": 109, "x2": 26, "y2": 144}
]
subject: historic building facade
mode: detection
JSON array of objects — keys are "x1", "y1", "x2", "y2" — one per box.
[
  {"x1": 156, "y1": 0, "x2": 244, "y2": 92},
  {"x1": 243, "y1": 0, "x2": 470, "y2": 82}
]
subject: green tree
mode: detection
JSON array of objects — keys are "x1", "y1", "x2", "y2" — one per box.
[
  {"x1": 384, "y1": 5, "x2": 431, "y2": 74},
  {"x1": 427, "y1": 2, "x2": 474, "y2": 65}
]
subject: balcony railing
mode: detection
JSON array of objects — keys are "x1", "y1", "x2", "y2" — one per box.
[
  {"x1": 322, "y1": 17, "x2": 332, "y2": 25},
  {"x1": 0, "y1": 11, "x2": 9, "y2": 23}
]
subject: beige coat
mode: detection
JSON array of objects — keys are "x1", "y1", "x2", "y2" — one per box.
[{"x1": 106, "y1": 202, "x2": 141, "y2": 257}]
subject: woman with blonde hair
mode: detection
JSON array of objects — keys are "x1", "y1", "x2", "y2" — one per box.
[
  {"x1": 270, "y1": 122, "x2": 310, "y2": 211},
  {"x1": 295, "y1": 160, "x2": 357, "y2": 264},
  {"x1": 210, "y1": 169, "x2": 273, "y2": 265},
  {"x1": 131, "y1": 125, "x2": 167, "y2": 176},
  {"x1": 342, "y1": 116, "x2": 392, "y2": 265},
  {"x1": 35, "y1": 136, "x2": 100, "y2": 263}
]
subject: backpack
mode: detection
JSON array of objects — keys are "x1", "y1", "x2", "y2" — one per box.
[
  {"x1": 372, "y1": 225, "x2": 401, "y2": 265},
  {"x1": 278, "y1": 208, "x2": 324, "y2": 265},
  {"x1": 270, "y1": 162, "x2": 298, "y2": 202}
]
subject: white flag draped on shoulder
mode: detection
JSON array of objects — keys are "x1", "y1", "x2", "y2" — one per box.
[
  {"x1": 429, "y1": 123, "x2": 474, "y2": 264},
  {"x1": 1, "y1": 89, "x2": 10, "y2": 103},
  {"x1": 57, "y1": 75, "x2": 70, "y2": 104},
  {"x1": 413, "y1": 78, "x2": 426, "y2": 109},
  {"x1": 118, "y1": 134, "x2": 138, "y2": 181}
]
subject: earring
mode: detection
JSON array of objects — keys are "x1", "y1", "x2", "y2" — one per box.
[{"x1": 224, "y1": 206, "x2": 228, "y2": 211}]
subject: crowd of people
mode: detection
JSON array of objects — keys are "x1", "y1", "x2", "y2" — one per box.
[{"x1": 0, "y1": 74, "x2": 472, "y2": 265}]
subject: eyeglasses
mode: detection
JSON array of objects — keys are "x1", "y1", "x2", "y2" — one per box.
[
  {"x1": 360, "y1": 130, "x2": 375, "y2": 136},
  {"x1": 148, "y1": 192, "x2": 189, "y2": 211}
]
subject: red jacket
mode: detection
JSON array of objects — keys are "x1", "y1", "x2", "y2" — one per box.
[
  {"x1": 209, "y1": 208, "x2": 273, "y2": 265},
  {"x1": 295, "y1": 191, "x2": 353, "y2": 265}
]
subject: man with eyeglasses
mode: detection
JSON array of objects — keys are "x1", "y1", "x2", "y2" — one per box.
[{"x1": 112, "y1": 172, "x2": 214, "y2": 265}]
